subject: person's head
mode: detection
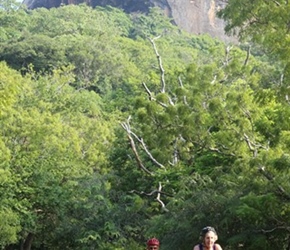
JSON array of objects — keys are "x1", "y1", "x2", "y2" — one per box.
[
  {"x1": 199, "y1": 226, "x2": 218, "y2": 248},
  {"x1": 146, "y1": 238, "x2": 160, "y2": 250}
]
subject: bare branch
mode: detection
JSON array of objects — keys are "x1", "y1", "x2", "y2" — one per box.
[
  {"x1": 280, "y1": 73, "x2": 284, "y2": 85},
  {"x1": 243, "y1": 133, "x2": 257, "y2": 157},
  {"x1": 142, "y1": 82, "x2": 168, "y2": 108},
  {"x1": 148, "y1": 36, "x2": 166, "y2": 93},
  {"x1": 129, "y1": 189, "x2": 173, "y2": 197},
  {"x1": 130, "y1": 132, "x2": 166, "y2": 169},
  {"x1": 121, "y1": 118, "x2": 153, "y2": 175},
  {"x1": 178, "y1": 76, "x2": 183, "y2": 88},
  {"x1": 156, "y1": 182, "x2": 169, "y2": 212},
  {"x1": 244, "y1": 133, "x2": 269, "y2": 157},
  {"x1": 178, "y1": 76, "x2": 189, "y2": 105},
  {"x1": 142, "y1": 82, "x2": 154, "y2": 101},
  {"x1": 129, "y1": 184, "x2": 170, "y2": 211},
  {"x1": 208, "y1": 146, "x2": 236, "y2": 157},
  {"x1": 224, "y1": 45, "x2": 233, "y2": 66},
  {"x1": 121, "y1": 117, "x2": 165, "y2": 172},
  {"x1": 172, "y1": 138, "x2": 179, "y2": 166}
]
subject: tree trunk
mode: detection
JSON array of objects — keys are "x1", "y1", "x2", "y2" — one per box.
[{"x1": 21, "y1": 233, "x2": 34, "y2": 250}]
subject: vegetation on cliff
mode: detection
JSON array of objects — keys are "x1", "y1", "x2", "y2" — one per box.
[{"x1": 0, "y1": 0, "x2": 290, "y2": 249}]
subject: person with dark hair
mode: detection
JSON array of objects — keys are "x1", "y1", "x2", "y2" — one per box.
[
  {"x1": 146, "y1": 238, "x2": 160, "y2": 250},
  {"x1": 193, "y1": 226, "x2": 222, "y2": 250}
]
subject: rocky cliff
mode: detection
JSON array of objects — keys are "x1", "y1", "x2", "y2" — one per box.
[
  {"x1": 168, "y1": 0, "x2": 232, "y2": 42},
  {"x1": 22, "y1": 0, "x2": 233, "y2": 42}
]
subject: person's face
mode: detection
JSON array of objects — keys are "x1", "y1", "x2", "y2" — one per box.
[
  {"x1": 147, "y1": 245, "x2": 159, "y2": 250},
  {"x1": 203, "y1": 231, "x2": 217, "y2": 248}
]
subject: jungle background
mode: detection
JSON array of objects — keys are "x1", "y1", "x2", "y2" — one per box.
[{"x1": 1, "y1": 0, "x2": 290, "y2": 249}]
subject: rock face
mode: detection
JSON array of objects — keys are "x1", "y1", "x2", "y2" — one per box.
[
  {"x1": 168, "y1": 0, "x2": 232, "y2": 42},
  {"x1": 22, "y1": 0, "x2": 233, "y2": 42}
]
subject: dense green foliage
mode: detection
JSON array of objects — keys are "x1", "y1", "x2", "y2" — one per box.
[{"x1": 0, "y1": 0, "x2": 290, "y2": 249}]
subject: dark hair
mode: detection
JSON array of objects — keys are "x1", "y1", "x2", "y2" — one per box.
[{"x1": 200, "y1": 226, "x2": 217, "y2": 238}]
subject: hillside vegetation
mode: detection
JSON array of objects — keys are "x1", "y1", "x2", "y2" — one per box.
[{"x1": 0, "y1": 1, "x2": 290, "y2": 249}]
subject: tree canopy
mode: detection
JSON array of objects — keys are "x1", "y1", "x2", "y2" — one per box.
[{"x1": 0, "y1": 1, "x2": 290, "y2": 249}]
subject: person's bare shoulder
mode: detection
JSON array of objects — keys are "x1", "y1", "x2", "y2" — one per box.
[
  {"x1": 193, "y1": 245, "x2": 200, "y2": 250},
  {"x1": 215, "y1": 243, "x2": 223, "y2": 250}
]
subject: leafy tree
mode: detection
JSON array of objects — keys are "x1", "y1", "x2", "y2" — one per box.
[
  {"x1": 218, "y1": 0, "x2": 290, "y2": 96},
  {"x1": 0, "y1": 63, "x2": 116, "y2": 250},
  {"x1": 116, "y1": 32, "x2": 290, "y2": 249},
  {"x1": 0, "y1": 62, "x2": 24, "y2": 248},
  {"x1": 2, "y1": 1, "x2": 290, "y2": 249}
]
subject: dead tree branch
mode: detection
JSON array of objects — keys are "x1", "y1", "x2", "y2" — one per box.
[
  {"x1": 178, "y1": 76, "x2": 188, "y2": 105},
  {"x1": 121, "y1": 117, "x2": 165, "y2": 173},
  {"x1": 121, "y1": 117, "x2": 153, "y2": 175},
  {"x1": 156, "y1": 182, "x2": 169, "y2": 212},
  {"x1": 224, "y1": 45, "x2": 233, "y2": 66},
  {"x1": 130, "y1": 183, "x2": 171, "y2": 212},
  {"x1": 243, "y1": 133, "x2": 269, "y2": 157},
  {"x1": 142, "y1": 81, "x2": 154, "y2": 101},
  {"x1": 129, "y1": 188, "x2": 173, "y2": 197},
  {"x1": 142, "y1": 82, "x2": 168, "y2": 108},
  {"x1": 136, "y1": 136, "x2": 166, "y2": 169},
  {"x1": 148, "y1": 36, "x2": 166, "y2": 93}
]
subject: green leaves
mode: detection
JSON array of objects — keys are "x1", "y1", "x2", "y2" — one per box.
[
  {"x1": 1, "y1": 1, "x2": 290, "y2": 249},
  {"x1": 0, "y1": 59, "x2": 116, "y2": 248},
  {"x1": 218, "y1": 0, "x2": 290, "y2": 88},
  {"x1": 0, "y1": 209, "x2": 20, "y2": 247}
]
